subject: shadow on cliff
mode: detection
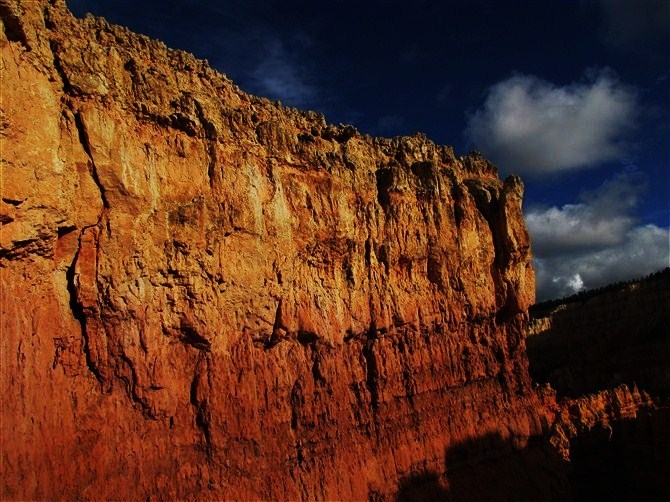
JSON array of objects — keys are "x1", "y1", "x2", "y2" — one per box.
[
  {"x1": 527, "y1": 269, "x2": 670, "y2": 400},
  {"x1": 395, "y1": 432, "x2": 570, "y2": 502},
  {"x1": 395, "y1": 471, "x2": 449, "y2": 502},
  {"x1": 396, "y1": 413, "x2": 670, "y2": 502},
  {"x1": 568, "y1": 410, "x2": 670, "y2": 501}
]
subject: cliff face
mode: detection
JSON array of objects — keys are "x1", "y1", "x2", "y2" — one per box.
[
  {"x1": 536, "y1": 384, "x2": 670, "y2": 500},
  {"x1": 530, "y1": 271, "x2": 670, "y2": 500},
  {"x1": 528, "y1": 269, "x2": 670, "y2": 399},
  {"x1": 0, "y1": 1, "x2": 544, "y2": 499}
]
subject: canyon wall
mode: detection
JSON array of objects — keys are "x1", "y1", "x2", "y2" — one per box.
[
  {"x1": 528, "y1": 269, "x2": 670, "y2": 399},
  {"x1": 546, "y1": 385, "x2": 670, "y2": 500},
  {"x1": 529, "y1": 270, "x2": 670, "y2": 500},
  {"x1": 0, "y1": 1, "x2": 552, "y2": 499}
]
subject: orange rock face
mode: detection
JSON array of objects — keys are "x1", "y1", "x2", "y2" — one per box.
[{"x1": 1, "y1": 1, "x2": 544, "y2": 499}]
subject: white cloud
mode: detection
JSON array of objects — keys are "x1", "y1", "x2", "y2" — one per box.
[
  {"x1": 565, "y1": 273, "x2": 584, "y2": 292},
  {"x1": 533, "y1": 225, "x2": 669, "y2": 300},
  {"x1": 527, "y1": 174, "x2": 670, "y2": 301},
  {"x1": 526, "y1": 173, "x2": 642, "y2": 256},
  {"x1": 465, "y1": 70, "x2": 638, "y2": 175}
]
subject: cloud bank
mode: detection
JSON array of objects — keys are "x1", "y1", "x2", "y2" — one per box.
[
  {"x1": 465, "y1": 71, "x2": 638, "y2": 175},
  {"x1": 526, "y1": 173, "x2": 669, "y2": 301}
]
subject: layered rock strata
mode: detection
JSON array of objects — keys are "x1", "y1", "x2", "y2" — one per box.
[{"x1": 1, "y1": 1, "x2": 545, "y2": 499}]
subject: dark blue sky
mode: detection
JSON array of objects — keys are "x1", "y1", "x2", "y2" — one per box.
[{"x1": 68, "y1": 0, "x2": 669, "y2": 300}]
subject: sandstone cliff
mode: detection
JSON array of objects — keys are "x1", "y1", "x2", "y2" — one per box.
[{"x1": 1, "y1": 1, "x2": 546, "y2": 499}]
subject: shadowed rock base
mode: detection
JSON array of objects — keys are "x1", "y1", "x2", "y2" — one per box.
[
  {"x1": 530, "y1": 270, "x2": 670, "y2": 501},
  {"x1": 396, "y1": 432, "x2": 570, "y2": 501},
  {"x1": 568, "y1": 408, "x2": 670, "y2": 501}
]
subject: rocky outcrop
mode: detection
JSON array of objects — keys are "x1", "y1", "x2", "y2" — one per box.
[
  {"x1": 541, "y1": 384, "x2": 656, "y2": 460},
  {"x1": 1, "y1": 1, "x2": 546, "y2": 499},
  {"x1": 537, "y1": 385, "x2": 670, "y2": 500}
]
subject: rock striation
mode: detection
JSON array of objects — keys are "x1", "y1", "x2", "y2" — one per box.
[{"x1": 2, "y1": 1, "x2": 544, "y2": 499}]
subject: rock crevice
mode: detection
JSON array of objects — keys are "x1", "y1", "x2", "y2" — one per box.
[{"x1": 1, "y1": 1, "x2": 547, "y2": 500}]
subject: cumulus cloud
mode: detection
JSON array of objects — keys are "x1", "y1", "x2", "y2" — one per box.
[
  {"x1": 533, "y1": 225, "x2": 669, "y2": 301},
  {"x1": 526, "y1": 173, "x2": 642, "y2": 256},
  {"x1": 527, "y1": 173, "x2": 670, "y2": 300},
  {"x1": 465, "y1": 70, "x2": 638, "y2": 175}
]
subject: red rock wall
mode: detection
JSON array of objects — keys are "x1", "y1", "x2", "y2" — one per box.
[{"x1": 1, "y1": 1, "x2": 545, "y2": 499}]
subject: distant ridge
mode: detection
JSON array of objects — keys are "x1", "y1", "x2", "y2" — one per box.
[{"x1": 531, "y1": 267, "x2": 670, "y2": 312}]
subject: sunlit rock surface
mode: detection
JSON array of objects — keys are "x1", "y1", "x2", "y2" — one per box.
[{"x1": 1, "y1": 1, "x2": 561, "y2": 499}]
